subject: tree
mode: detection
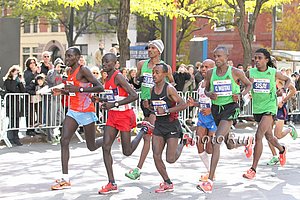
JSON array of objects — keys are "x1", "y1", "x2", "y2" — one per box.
[
  {"x1": 117, "y1": 0, "x2": 130, "y2": 68},
  {"x1": 276, "y1": 6, "x2": 300, "y2": 50},
  {"x1": 218, "y1": 0, "x2": 292, "y2": 65},
  {"x1": 3, "y1": 0, "x2": 117, "y2": 47}
]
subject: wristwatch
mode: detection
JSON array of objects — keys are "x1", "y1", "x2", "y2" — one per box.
[
  {"x1": 79, "y1": 87, "x2": 84, "y2": 93},
  {"x1": 114, "y1": 101, "x2": 119, "y2": 108}
]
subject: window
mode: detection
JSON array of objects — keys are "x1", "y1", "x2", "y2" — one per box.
[
  {"x1": 22, "y1": 47, "x2": 31, "y2": 66},
  {"x1": 214, "y1": 11, "x2": 234, "y2": 32},
  {"x1": 51, "y1": 20, "x2": 59, "y2": 32},
  {"x1": 24, "y1": 22, "x2": 31, "y2": 33},
  {"x1": 76, "y1": 44, "x2": 88, "y2": 55},
  {"x1": 33, "y1": 19, "x2": 38, "y2": 33},
  {"x1": 276, "y1": 5, "x2": 283, "y2": 22},
  {"x1": 32, "y1": 47, "x2": 39, "y2": 58}
]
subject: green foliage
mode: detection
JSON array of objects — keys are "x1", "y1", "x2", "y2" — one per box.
[{"x1": 276, "y1": 7, "x2": 300, "y2": 50}]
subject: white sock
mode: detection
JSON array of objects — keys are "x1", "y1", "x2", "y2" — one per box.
[
  {"x1": 62, "y1": 174, "x2": 69, "y2": 182},
  {"x1": 199, "y1": 152, "x2": 210, "y2": 172}
]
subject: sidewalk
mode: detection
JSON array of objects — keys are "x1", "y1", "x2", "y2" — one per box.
[{"x1": 0, "y1": 123, "x2": 299, "y2": 200}]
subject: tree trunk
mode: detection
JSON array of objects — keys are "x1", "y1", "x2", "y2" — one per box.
[{"x1": 117, "y1": 0, "x2": 130, "y2": 69}]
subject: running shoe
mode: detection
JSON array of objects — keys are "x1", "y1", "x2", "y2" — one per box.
[
  {"x1": 279, "y1": 146, "x2": 287, "y2": 167},
  {"x1": 155, "y1": 182, "x2": 174, "y2": 193},
  {"x1": 288, "y1": 124, "x2": 298, "y2": 140},
  {"x1": 197, "y1": 179, "x2": 213, "y2": 193},
  {"x1": 125, "y1": 168, "x2": 141, "y2": 180},
  {"x1": 199, "y1": 173, "x2": 215, "y2": 182},
  {"x1": 51, "y1": 179, "x2": 71, "y2": 190},
  {"x1": 243, "y1": 168, "x2": 256, "y2": 179},
  {"x1": 98, "y1": 182, "x2": 118, "y2": 195},
  {"x1": 267, "y1": 156, "x2": 279, "y2": 166},
  {"x1": 183, "y1": 133, "x2": 195, "y2": 147},
  {"x1": 244, "y1": 136, "x2": 253, "y2": 158}
]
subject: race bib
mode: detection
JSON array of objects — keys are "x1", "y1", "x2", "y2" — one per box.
[
  {"x1": 141, "y1": 73, "x2": 154, "y2": 88},
  {"x1": 152, "y1": 100, "x2": 169, "y2": 116},
  {"x1": 213, "y1": 80, "x2": 232, "y2": 96},
  {"x1": 199, "y1": 97, "x2": 211, "y2": 109},
  {"x1": 104, "y1": 89, "x2": 118, "y2": 102},
  {"x1": 253, "y1": 79, "x2": 270, "y2": 93}
]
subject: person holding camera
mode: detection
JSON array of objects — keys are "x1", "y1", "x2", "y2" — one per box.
[{"x1": 3, "y1": 65, "x2": 26, "y2": 146}]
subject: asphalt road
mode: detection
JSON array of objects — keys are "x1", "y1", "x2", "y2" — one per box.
[{"x1": 0, "y1": 122, "x2": 299, "y2": 200}]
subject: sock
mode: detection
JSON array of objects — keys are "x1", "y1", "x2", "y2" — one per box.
[
  {"x1": 199, "y1": 152, "x2": 210, "y2": 172},
  {"x1": 250, "y1": 167, "x2": 256, "y2": 173},
  {"x1": 279, "y1": 146, "x2": 285, "y2": 154},
  {"x1": 109, "y1": 180, "x2": 116, "y2": 185},
  {"x1": 164, "y1": 179, "x2": 172, "y2": 184},
  {"x1": 62, "y1": 174, "x2": 69, "y2": 182}
]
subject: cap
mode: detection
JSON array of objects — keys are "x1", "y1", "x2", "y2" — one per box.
[
  {"x1": 54, "y1": 58, "x2": 64, "y2": 67},
  {"x1": 148, "y1": 39, "x2": 164, "y2": 54}
]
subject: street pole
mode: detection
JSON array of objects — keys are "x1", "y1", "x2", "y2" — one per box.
[
  {"x1": 272, "y1": 6, "x2": 276, "y2": 50},
  {"x1": 69, "y1": 7, "x2": 74, "y2": 47}
]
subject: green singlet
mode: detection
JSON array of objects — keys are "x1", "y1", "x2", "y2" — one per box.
[
  {"x1": 249, "y1": 67, "x2": 277, "y2": 115},
  {"x1": 210, "y1": 66, "x2": 240, "y2": 106}
]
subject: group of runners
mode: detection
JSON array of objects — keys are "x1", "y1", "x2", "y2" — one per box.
[{"x1": 50, "y1": 40, "x2": 297, "y2": 195}]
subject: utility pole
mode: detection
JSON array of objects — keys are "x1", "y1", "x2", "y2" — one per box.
[
  {"x1": 272, "y1": 6, "x2": 276, "y2": 50},
  {"x1": 69, "y1": 7, "x2": 74, "y2": 47}
]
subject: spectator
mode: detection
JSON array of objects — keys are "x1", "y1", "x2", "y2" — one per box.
[
  {"x1": 237, "y1": 64, "x2": 244, "y2": 71},
  {"x1": 94, "y1": 41, "x2": 105, "y2": 68},
  {"x1": 3, "y1": 65, "x2": 26, "y2": 146},
  {"x1": 194, "y1": 62, "x2": 204, "y2": 90},
  {"x1": 40, "y1": 51, "x2": 53, "y2": 76},
  {"x1": 173, "y1": 64, "x2": 191, "y2": 91},
  {"x1": 100, "y1": 69, "x2": 108, "y2": 85},
  {"x1": 26, "y1": 74, "x2": 48, "y2": 128},
  {"x1": 121, "y1": 68, "x2": 128, "y2": 79},
  {"x1": 246, "y1": 64, "x2": 252, "y2": 71},
  {"x1": 127, "y1": 69, "x2": 140, "y2": 89},
  {"x1": 90, "y1": 66, "x2": 101, "y2": 82},
  {"x1": 183, "y1": 64, "x2": 196, "y2": 93},
  {"x1": 79, "y1": 55, "x2": 86, "y2": 66},
  {"x1": 24, "y1": 57, "x2": 41, "y2": 136},
  {"x1": 227, "y1": 60, "x2": 234, "y2": 67},
  {"x1": 46, "y1": 58, "x2": 65, "y2": 142}
]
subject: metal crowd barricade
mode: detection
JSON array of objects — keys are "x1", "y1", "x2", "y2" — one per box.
[{"x1": 6, "y1": 90, "x2": 297, "y2": 148}]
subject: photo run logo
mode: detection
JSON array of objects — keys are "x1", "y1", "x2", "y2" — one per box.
[{"x1": 195, "y1": 133, "x2": 251, "y2": 145}]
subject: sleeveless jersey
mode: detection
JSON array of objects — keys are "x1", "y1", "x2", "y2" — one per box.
[
  {"x1": 151, "y1": 82, "x2": 178, "y2": 122},
  {"x1": 104, "y1": 70, "x2": 131, "y2": 111},
  {"x1": 249, "y1": 67, "x2": 277, "y2": 114},
  {"x1": 140, "y1": 59, "x2": 165, "y2": 100},
  {"x1": 67, "y1": 66, "x2": 95, "y2": 112},
  {"x1": 210, "y1": 66, "x2": 240, "y2": 106},
  {"x1": 197, "y1": 81, "x2": 215, "y2": 123}
]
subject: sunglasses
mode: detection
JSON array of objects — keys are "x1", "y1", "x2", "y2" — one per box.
[
  {"x1": 30, "y1": 61, "x2": 36, "y2": 64},
  {"x1": 44, "y1": 56, "x2": 50, "y2": 58},
  {"x1": 93, "y1": 72, "x2": 99, "y2": 75}
]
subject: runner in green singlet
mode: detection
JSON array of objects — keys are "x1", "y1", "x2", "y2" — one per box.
[
  {"x1": 197, "y1": 46, "x2": 252, "y2": 193},
  {"x1": 125, "y1": 40, "x2": 174, "y2": 180},
  {"x1": 243, "y1": 48, "x2": 290, "y2": 180}
]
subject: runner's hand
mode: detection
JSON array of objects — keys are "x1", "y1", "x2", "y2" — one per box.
[
  {"x1": 187, "y1": 97, "x2": 195, "y2": 107},
  {"x1": 201, "y1": 108, "x2": 211, "y2": 116},
  {"x1": 232, "y1": 94, "x2": 240, "y2": 102}
]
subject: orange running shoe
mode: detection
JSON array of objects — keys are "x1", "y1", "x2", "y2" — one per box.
[
  {"x1": 51, "y1": 179, "x2": 71, "y2": 190},
  {"x1": 243, "y1": 168, "x2": 256, "y2": 179},
  {"x1": 200, "y1": 173, "x2": 215, "y2": 182},
  {"x1": 279, "y1": 146, "x2": 287, "y2": 167},
  {"x1": 244, "y1": 136, "x2": 253, "y2": 158},
  {"x1": 155, "y1": 182, "x2": 174, "y2": 193},
  {"x1": 197, "y1": 179, "x2": 213, "y2": 193},
  {"x1": 98, "y1": 182, "x2": 118, "y2": 195},
  {"x1": 183, "y1": 133, "x2": 195, "y2": 147}
]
